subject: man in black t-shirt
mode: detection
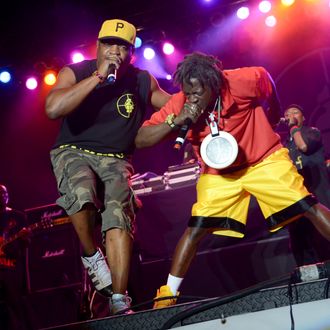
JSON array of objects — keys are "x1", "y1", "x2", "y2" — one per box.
[
  {"x1": 284, "y1": 105, "x2": 330, "y2": 266},
  {"x1": 45, "y1": 19, "x2": 171, "y2": 315}
]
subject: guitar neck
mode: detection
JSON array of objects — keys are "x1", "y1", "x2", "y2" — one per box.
[{"x1": 0, "y1": 216, "x2": 70, "y2": 250}]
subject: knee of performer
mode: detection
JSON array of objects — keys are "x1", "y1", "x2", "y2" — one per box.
[{"x1": 186, "y1": 227, "x2": 207, "y2": 243}]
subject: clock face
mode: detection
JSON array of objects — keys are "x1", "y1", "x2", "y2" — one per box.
[{"x1": 200, "y1": 131, "x2": 238, "y2": 169}]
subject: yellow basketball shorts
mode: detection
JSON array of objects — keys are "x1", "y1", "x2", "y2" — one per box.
[{"x1": 189, "y1": 148, "x2": 317, "y2": 238}]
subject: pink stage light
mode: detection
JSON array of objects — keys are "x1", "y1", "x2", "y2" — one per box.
[
  {"x1": 143, "y1": 47, "x2": 156, "y2": 60},
  {"x1": 71, "y1": 52, "x2": 85, "y2": 63},
  {"x1": 237, "y1": 7, "x2": 250, "y2": 20},
  {"x1": 265, "y1": 15, "x2": 277, "y2": 27},
  {"x1": 162, "y1": 42, "x2": 175, "y2": 55},
  {"x1": 25, "y1": 77, "x2": 38, "y2": 90},
  {"x1": 259, "y1": 1, "x2": 272, "y2": 13}
]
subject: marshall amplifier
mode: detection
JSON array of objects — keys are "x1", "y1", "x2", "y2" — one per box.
[
  {"x1": 24, "y1": 204, "x2": 82, "y2": 293},
  {"x1": 25, "y1": 203, "x2": 67, "y2": 226}
]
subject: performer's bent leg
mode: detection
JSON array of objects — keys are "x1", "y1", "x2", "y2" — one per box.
[
  {"x1": 305, "y1": 203, "x2": 330, "y2": 241},
  {"x1": 170, "y1": 226, "x2": 211, "y2": 277}
]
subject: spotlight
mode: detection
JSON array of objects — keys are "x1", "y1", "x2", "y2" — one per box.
[
  {"x1": 71, "y1": 52, "x2": 85, "y2": 63},
  {"x1": 135, "y1": 37, "x2": 142, "y2": 48},
  {"x1": 237, "y1": 7, "x2": 250, "y2": 20},
  {"x1": 265, "y1": 15, "x2": 277, "y2": 27},
  {"x1": 25, "y1": 77, "x2": 38, "y2": 90},
  {"x1": 258, "y1": 1, "x2": 272, "y2": 13},
  {"x1": 0, "y1": 70, "x2": 11, "y2": 83},
  {"x1": 44, "y1": 71, "x2": 57, "y2": 86},
  {"x1": 143, "y1": 47, "x2": 155, "y2": 60},
  {"x1": 162, "y1": 42, "x2": 175, "y2": 55},
  {"x1": 281, "y1": 0, "x2": 295, "y2": 6}
]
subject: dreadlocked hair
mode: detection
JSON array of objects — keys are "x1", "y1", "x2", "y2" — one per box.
[{"x1": 173, "y1": 52, "x2": 224, "y2": 93}]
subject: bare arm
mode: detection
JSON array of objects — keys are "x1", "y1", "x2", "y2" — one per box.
[
  {"x1": 45, "y1": 47, "x2": 117, "y2": 120},
  {"x1": 291, "y1": 130, "x2": 308, "y2": 153},
  {"x1": 134, "y1": 73, "x2": 172, "y2": 147},
  {"x1": 289, "y1": 118, "x2": 308, "y2": 153},
  {"x1": 136, "y1": 98, "x2": 202, "y2": 148},
  {"x1": 266, "y1": 72, "x2": 282, "y2": 127},
  {"x1": 45, "y1": 66, "x2": 101, "y2": 120},
  {"x1": 149, "y1": 73, "x2": 171, "y2": 110},
  {"x1": 135, "y1": 122, "x2": 175, "y2": 148}
]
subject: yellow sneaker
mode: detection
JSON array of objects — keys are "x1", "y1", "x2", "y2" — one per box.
[{"x1": 153, "y1": 285, "x2": 179, "y2": 309}]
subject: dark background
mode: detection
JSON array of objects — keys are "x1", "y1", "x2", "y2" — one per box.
[{"x1": 0, "y1": 0, "x2": 330, "y2": 211}]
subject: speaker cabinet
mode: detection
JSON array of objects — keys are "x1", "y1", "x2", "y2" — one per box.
[
  {"x1": 28, "y1": 286, "x2": 83, "y2": 329},
  {"x1": 26, "y1": 223, "x2": 82, "y2": 293}
]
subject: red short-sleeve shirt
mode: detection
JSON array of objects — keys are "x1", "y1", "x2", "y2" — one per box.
[{"x1": 143, "y1": 67, "x2": 282, "y2": 174}]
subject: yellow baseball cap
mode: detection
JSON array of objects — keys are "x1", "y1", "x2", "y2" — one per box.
[{"x1": 98, "y1": 19, "x2": 136, "y2": 46}]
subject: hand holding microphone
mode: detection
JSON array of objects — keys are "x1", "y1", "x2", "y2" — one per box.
[
  {"x1": 278, "y1": 117, "x2": 288, "y2": 125},
  {"x1": 174, "y1": 103, "x2": 203, "y2": 150},
  {"x1": 107, "y1": 64, "x2": 117, "y2": 84},
  {"x1": 106, "y1": 56, "x2": 121, "y2": 84},
  {"x1": 278, "y1": 117, "x2": 298, "y2": 127},
  {"x1": 279, "y1": 116, "x2": 301, "y2": 137},
  {"x1": 97, "y1": 57, "x2": 119, "y2": 85}
]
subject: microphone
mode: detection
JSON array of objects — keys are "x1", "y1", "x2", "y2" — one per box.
[
  {"x1": 279, "y1": 117, "x2": 288, "y2": 124},
  {"x1": 174, "y1": 118, "x2": 192, "y2": 150},
  {"x1": 107, "y1": 65, "x2": 117, "y2": 84}
]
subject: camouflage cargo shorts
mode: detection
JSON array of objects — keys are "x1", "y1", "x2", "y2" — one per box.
[{"x1": 50, "y1": 147, "x2": 139, "y2": 236}]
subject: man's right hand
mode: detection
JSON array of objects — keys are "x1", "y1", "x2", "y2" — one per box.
[{"x1": 175, "y1": 103, "x2": 204, "y2": 126}]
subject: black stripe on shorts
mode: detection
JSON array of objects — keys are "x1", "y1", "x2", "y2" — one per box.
[
  {"x1": 188, "y1": 216, "x2": 246, "y2": 236},
  {"x1": 266, "y1": 194, "x2": 318, "y2": 230}
]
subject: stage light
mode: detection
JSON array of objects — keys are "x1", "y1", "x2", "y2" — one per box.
[
  {"x1": 162, "y1": 42, "x2": 175, "y2": 55},
  {"x1": 0, "y1": 71, "x2": 11, "y2": 83},
  {"x1": 237, "y1": 7, "x2": 250, "y2": 20},
  {"x1": 281, "y1": 0, "x2": 295, "y2": 6},
  {"x1": 135, "y1": 37, "x2": 142, "y2": 48},
  {"x1": 25, "y1": 77, "x2": 38, "y2": 90},
  {"x1": 44, "y1": 72, "x2": 57, "y2": 86},
  {"x1": 259, "y1": 1, "x2": 272, "y2": 13},
  {"x1": 265, "y1": 15, "x2": 277, "y2": 27},
  {"x1": 143, "y1": 47, "x2": 155, "y2": 60},
  {"x1": 166, "y1": 74, "x2": 172, "y2": 80},
  {"x1": 71, "y1": 52, "x2": 84, "y2": 63}
]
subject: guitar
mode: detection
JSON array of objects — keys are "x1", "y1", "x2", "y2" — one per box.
[{"x1": 0, "y1": 216, "x2": 71, "y2": 256}]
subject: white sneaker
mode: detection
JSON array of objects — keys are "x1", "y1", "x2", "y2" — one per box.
[
  {"x1": 81, "y1": 248, "x2": 113, "y2": 297},
  {"x1": 109, "y1": 293, "x2": 133, "y2": 315}
]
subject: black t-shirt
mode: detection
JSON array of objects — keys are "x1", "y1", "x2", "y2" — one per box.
[
  {"x1": 54, "y1": 59, "x2": 151, "y2": 155},
  {"x1": 285, "y1": 125, "x2": 330, "y2": 206}
]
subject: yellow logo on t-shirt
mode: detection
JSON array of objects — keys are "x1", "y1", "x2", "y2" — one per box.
[{"x1": 117, "y1": 94, "x2": 135, "y2": 118}]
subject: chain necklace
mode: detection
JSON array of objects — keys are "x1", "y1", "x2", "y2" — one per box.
[{"x1": 205, "y1": 96, "x2": 221, "y2": 136}]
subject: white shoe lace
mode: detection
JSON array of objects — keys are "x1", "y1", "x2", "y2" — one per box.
[
  {"x1": 94, "y1": 254, "x2": 111, "y2": 283},
  {"x1": 82, "y1": 249, "x2": 112, "y2": 289}
]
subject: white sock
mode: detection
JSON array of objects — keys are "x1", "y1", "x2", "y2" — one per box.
[{"x1": 167, "y1": 274, "x2": 183, "y2": 295}]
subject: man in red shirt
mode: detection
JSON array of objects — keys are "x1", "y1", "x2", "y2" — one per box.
[{"x1": 135, "y1": 52, "x2": 330, "y2": 308}]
